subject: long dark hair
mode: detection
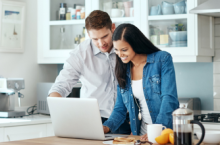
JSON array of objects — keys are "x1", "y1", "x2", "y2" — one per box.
[{"x1": 113, "y1": 23, "x2": 161, "y2": 89}]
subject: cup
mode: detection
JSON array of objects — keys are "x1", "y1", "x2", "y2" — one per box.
[
  {"x1": 147, "y1": 124, "x2": 166, "y2": 143},
  {"x1": 174, "y1": 5, "x2": 185, "y2": 14},
  {"x1": 111, "y1": 9, "x2": 124, "y2": 18},
  {"x1": 130, "y1": 7, "x2": 134, "y2": 17},
  {"x1": 103, "y1": 0, "x2": 112, "y2": 17},
  {"x1": 150, "y1": 5, "x2": 161, "y2": 15},
  {"x1": 162, "y1": 6, "x2": 174, "y2": 15},
  {"x1": 123, "y1": 1, "x2": 133, "y2": 17}
]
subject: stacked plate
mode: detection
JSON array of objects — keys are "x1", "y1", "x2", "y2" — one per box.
[{"x1": 170, "y1": 41, "x2": 187, "y2": 47}]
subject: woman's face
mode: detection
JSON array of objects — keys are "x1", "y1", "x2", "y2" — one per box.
[{"x1": 114, "y1": 40, "x2": 136, "y2": 63}]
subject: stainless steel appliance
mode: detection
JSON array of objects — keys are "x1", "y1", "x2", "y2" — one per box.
[
  {"x1": 178, "y1": 97, "x2": 201, "y2": 115},
  {"x1": 0, "y1": 78, "x2": 26, "y2": 118},
  {"x1": 37, "y1": 82, "x2": 82, "y2": 114}
]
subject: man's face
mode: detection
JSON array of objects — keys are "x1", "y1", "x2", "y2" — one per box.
[{"x1": 88, "y1": 26, "x2": 115, "y2": 53}]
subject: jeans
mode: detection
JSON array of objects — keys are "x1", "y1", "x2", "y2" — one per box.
[{"x1": 102, "y1": 113, "x2": 131, "y2": 135}]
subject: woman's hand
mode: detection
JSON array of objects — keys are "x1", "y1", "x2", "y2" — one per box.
[
  {"x1": 140, "y1": 133, "x2": 148, "y2": 141},
  {"x1": 103, "y1": 126, "x2": 110, "y2": 133}
]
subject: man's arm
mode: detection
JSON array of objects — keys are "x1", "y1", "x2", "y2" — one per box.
[
  {"x1": 49, "y1": 92, "x2": 62, "y2": 97},
  {"x1": 48, "y1": 48, "x2": 83, "y2": 98}
]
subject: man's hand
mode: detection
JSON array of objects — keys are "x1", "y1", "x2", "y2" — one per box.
[
  {"x1": 140, "y1": 133, "x2": 148, "y2": 141},
  {"x1": 103, "y1": 126, "x2": 110, "y2": 133},
  {"x1": 49, "y1": 92, "x2": 62, "y2": 97}
]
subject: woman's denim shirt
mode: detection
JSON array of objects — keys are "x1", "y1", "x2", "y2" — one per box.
[{"x1": 103, "y1": 51, "x2": 179, "y2": 135}]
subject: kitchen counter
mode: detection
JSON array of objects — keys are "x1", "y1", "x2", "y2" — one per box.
[{"x1": 0, "y1": 114, "x2": 51, "y2": 127}]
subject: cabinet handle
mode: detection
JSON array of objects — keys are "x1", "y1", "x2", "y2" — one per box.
[{"x1": 7, "y1": 135, "x2": 10, "y2": 141}]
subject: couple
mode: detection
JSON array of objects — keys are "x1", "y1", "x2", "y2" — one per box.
[{"x1": 49, "y1": 10, "x2": 179, "y2": 140}]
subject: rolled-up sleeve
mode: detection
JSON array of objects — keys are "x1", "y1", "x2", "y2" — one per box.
[
  {"x1": 48, "y1": 49, "x2": 83, "y2": 97},
  {"x1": 155, "y1": 53, "x2": 179, "y2": 128}
]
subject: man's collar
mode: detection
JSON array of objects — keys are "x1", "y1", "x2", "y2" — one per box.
[{"x1": 91, "y1": 40, "x2": 115, "y2": 55}]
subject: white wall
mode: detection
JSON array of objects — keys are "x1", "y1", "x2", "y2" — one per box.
[{"x1": 0, "y1": 0, "x2": 57, "y2": 107}]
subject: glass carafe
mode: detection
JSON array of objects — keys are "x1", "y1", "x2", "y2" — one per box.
[{"x1": 172, "y1": 107, "x2": 205, "y2": 145}]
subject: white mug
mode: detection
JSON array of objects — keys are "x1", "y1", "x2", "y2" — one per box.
[
  {"x1": 111, "y1": 9, "x2": 124, "y2": 18},
  {"x1": 147, "y1": 124, "x2": 166, "y2": 143},
  {"x1": 130, "y1": 7, "x2": 134, "y2": 17}
]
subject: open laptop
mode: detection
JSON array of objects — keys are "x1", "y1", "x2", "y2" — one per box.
[{"x1": 47, "y1": 97, "x2": 128, "y2": 140}]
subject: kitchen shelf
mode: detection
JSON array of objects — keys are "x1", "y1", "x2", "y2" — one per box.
[
  {"x1": 49, "y1": 20, "x2": 85, "y2": 26},
  {"x1": 148, "y1": 14, "x2": 187, "y2": 21},
  {"x1": 111, "y1": 17, "x2": 134, "y2": 23},
  {"x1": 2, "y1": 20, "x2": 22, "y2": 24}
]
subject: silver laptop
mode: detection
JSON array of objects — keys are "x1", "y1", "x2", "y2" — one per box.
[{"x1": 47, "y1": 97, "x2": 128, "y2": 140}]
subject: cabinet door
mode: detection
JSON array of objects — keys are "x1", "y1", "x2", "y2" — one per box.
[
  {"x1": 0, "y1": 128, "x2": 3, "y2": 142},
  {"x1": 4, "y1": 124, "x2": 47, "y2": 142},
  {"x1": 46, "y1": 123, "x2": 55, "y2": 137},
  {"x1": 38, "y1": 0, "x2": 90, "y2": 63},
  {"x1": 145, "y1": 0, "x2": 195, "y2": 56}
]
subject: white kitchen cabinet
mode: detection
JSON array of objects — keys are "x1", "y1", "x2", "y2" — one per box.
[
  {"x1": 38, "y1": 0, "x2": 214, "y2": 63},
  {"x1": 46, "y1": 123, "x2": 55, "y2": 137},
  {"x1": 0, "y1": 128, "x2": 3, "y2": 142},
  {"x1": 142, "y1": 0, "x2": 214, "y2": 62},
  {"x1": 3, "y1": 124, "x2": 47, "y2": 142},
  {"x1": 37, "y1": 0, "x2": 142, "y2": 64}
]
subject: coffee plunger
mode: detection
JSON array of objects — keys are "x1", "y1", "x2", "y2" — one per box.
[{"x1": 172, "y1": 107, "x2": 205, "y2": 145}]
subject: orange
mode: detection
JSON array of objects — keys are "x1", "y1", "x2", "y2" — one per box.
[
  {"x1": 161, "y1": 128, "x2": 173, "y2": 136},
  {"x1": 155, "y1": 134, "x2": 169, "y2": 144},
  {"x1": 169, "y1": 133, "x2": 174, "y2": 145}
]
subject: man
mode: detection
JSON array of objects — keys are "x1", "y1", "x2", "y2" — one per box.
[{"x1": 49, "y1": 10, "x2": 130, "y2": 134}]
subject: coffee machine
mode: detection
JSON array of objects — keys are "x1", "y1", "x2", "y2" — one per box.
[{"x1": 0, "y1": 78, "x2": 26, "y2": 118}]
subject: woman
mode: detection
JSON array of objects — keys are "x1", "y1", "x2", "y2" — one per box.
[{"x1": 103, "y1": 23, "x2": 179, "y2": 140}]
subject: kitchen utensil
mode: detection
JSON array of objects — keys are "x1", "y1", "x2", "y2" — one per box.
[
  {"x1": 162, "y1": 6, "x2": 174, "y2": 15},
  {"x1": 147, "y1": 124, "x2": 166, "y2": 143},
  {"x1": 111, "y1": 8, "x2": 124, "y2": 17},
  {"x1": 172, "y1": 107, "x2": 205, "y2": 145},
  {"x1": 174, "y1": 5, "x2": 185, "y2": 14},
  {"x1": 169, "y1": 31, "x2": 187, "y2": 41},
  {"x1": 196, "y1": 131, "x2": 220, "y2": 144},
  {"x1": 123, "y1": 1, "x2": 133, "y2": 17},
  {"x1": 150, "y1": 4, "x2": 161, "y2": 15}
]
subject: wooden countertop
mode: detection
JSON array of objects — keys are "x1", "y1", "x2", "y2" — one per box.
[{"x1": 0, "y1": 135, "x2": 151, "y2": 145}]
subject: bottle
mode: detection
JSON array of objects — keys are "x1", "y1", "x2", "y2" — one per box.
[
  {"x1": 66, "y1": 12, "x2": 71, "y2": 20},
  {"x1": 75, "y1": 5, "x2": 81, "y2": 19},
  {"x1": 80, "y1": 7, "x2": 85, "y2": 19},
  {"x1": 80, "y1": 27, "x2": 86, "y2": 43},
  {"x1": 59, "y1": 3, "x2": 67, "y2": 20},
  {"x1": 71, "y1": 9, "x2": 76, "y2": 19},
  {"x1": 74, "y1": 35, "x2": 79, "y2": 48},
  {"x1": 77, "y1": 11, "x2": 81, "y2": 19},
  {"x1": 58, "y1": 27, "x2": 68, "y2": 49}
]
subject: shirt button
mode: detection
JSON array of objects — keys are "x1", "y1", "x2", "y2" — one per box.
[
  {"x1": 135, "y1": 131, "x2": 136, "y2": 132},
  {"x1": 144, "y1": 87, "x2": 145, "y2": 89},
  {"x1": 131, "y1": 94, "x2": 132, "y2": 96},
  {"x1": 146, "y1": 99, "x2": 148, "y2": 101},
  {"x1": 133, "y1": 119, "x2": 135, "y2": 120}
]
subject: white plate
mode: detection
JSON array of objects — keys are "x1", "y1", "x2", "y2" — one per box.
[
  {"x1": 102, "y1": 140, "x2": 134, "y2": 145},
  {"x1": 103, "y1": 140, "x2": 113, "y2": 144}
]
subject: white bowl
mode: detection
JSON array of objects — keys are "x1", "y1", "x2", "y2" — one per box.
[
  {"x1": 196, "y1": 131, "x2": 220, "y2": 144},
  {"x1": 169, "y1": 31, "x2": 187, "y2": 41}
]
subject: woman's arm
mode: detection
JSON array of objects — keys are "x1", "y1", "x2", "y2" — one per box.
[
  {"x1": 155, "y1": 53, "x2": 179, "y2": 128},
  {"x1": 103, "y1": 85, "x2": 128, "y2": 132}
]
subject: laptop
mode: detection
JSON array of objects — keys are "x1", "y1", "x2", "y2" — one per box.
[{"x1": 47, "y1": 97, "x2": 128, "y2": 140}]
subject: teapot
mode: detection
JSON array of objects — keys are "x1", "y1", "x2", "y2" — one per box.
[{"x1": 172, "y1": 107, "x2": 205, "y2": 145}]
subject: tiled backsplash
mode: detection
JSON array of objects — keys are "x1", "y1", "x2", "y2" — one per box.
[{"x1": 213, "y1": 18, "x2": 220, "y2": 111}]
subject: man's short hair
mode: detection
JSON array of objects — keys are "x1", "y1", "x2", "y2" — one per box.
[{"x1": 85, "y1": 10, "x2": 112, "y2": 31}]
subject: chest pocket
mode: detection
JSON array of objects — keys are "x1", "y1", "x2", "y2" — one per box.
[
  {"x1": 149, "y1": 74, "x2": 161, "y2": 94},
  {"x1": 120, "y1": 88, "x2": 129, "y2": 104}
]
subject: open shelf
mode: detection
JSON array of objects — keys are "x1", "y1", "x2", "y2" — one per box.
[
  {"x1": 148, "y1": 14, "x2": 187, "y2": 21},
  {"x1": 49, "y1": 20, "x2": 85, "y2": 25},
  {"x1": 111, "y1": 17, "x2": 134, "y2": 23}
]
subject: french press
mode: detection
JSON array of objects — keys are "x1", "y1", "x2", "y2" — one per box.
[{"x1": 172, "y1": 107, "x2": 205, "y2": 145}]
